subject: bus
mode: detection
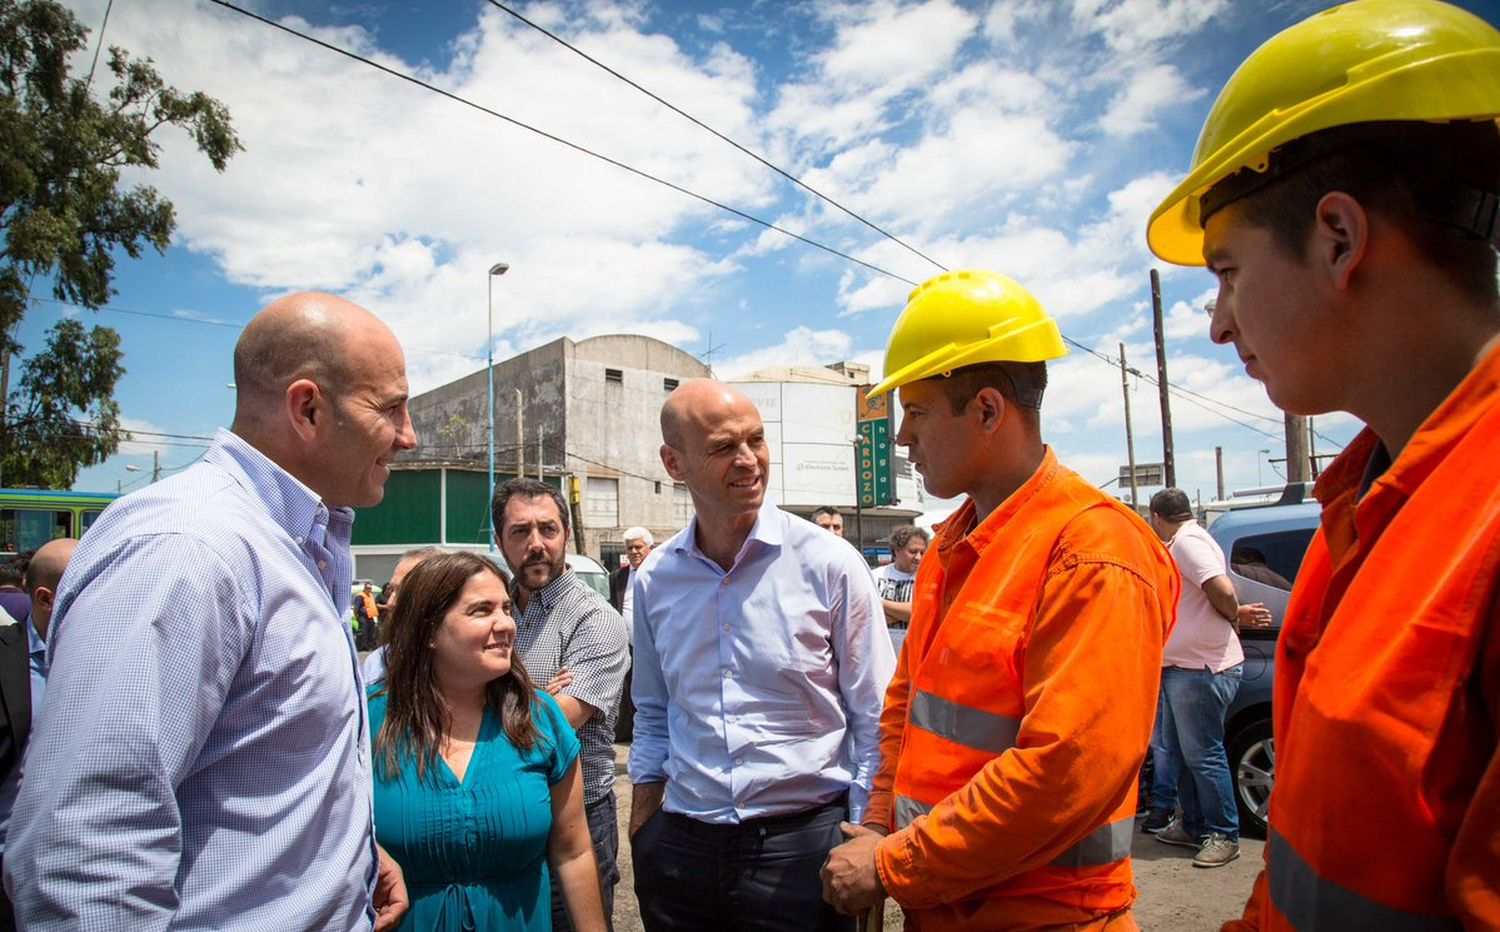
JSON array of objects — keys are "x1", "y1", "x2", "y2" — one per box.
[{"x1": 0, "y1": 489, "x2": 120, "y2": 560}]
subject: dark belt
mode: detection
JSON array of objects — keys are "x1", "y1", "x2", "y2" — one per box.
[{"x1": 663, "y1": 792, "x2": 848, "y2": 838}]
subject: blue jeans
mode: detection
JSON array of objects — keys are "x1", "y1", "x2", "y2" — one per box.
[{"x1": 1149, "y1": 664, "x2": 1242, "y2": 840}]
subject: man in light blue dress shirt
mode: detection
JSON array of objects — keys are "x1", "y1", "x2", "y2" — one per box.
[
  {"x1": 4, "y1": 293, "x2": 416, "y2": 931},
  {"x1": 627, "y1": 379, "x2": 895, "y2": 932}
]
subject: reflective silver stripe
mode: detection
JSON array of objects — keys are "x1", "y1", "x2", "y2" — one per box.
[
  {"x1": 1269, "y1": 829, "x2": 1460, "y2": 932},
  {"x1": 1048, "y1": 817, "x2": 1133, "y2": 868},
  {"x1": 894, "y1": 795, "x2": 933, "y2": 829},
  {"x1": 909, "y1": 690, "x2": 1020, "y2": 755}
]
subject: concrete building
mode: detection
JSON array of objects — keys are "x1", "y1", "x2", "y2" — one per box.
[{"x1": 390, "y1": 334, "x2": 709, "y2": 568}]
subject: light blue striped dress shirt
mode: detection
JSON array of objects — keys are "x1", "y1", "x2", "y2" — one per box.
[
  {"x1": 4, "y1": 429, "x2": 377, "y2": 930},
  {"x1": 627, "y1": 501, "x2": 895, "y2": 823}
]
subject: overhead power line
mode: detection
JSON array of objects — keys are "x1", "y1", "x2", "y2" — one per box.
[
  {"x1": 198, "y1": 1, "x2": 1342, "y2": 451},
  {"x1": 207, "y1": 0, "x2": 919, "y2": 287},
  {"x1": 482, "y1": 0, "x2": 948, "y2": 275}
]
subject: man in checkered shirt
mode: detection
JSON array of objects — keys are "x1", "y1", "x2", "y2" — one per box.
[{"x1": 493, "y1": 478, "x2": 628, "y2": 931}]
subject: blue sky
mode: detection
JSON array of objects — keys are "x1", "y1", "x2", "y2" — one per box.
[{"x1": 33, "y1": 0, "x2": 1500, "y2": 504}]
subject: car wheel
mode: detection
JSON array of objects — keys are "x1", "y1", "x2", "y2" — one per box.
[{"x1": 1228, "y1": 718, "x2": 1273, "y2": 838}]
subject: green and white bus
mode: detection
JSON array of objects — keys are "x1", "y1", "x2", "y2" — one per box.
[{"x1": 0, "y1": 489, "x2": 119, "y2": 559}]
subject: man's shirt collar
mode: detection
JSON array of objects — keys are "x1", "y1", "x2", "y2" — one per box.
[{"x1": 207, "y1": 428, "x2": 353, "y2": 547}]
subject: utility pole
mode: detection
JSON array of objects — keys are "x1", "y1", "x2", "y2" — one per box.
[
  {"x1": 1215, "y1": 446, "x2": 1225, "y2": 501},
  {"x1": 152, "y1": 450, "x2": 160, "y2": 483},
  {"x1": 1308, "y1": 417, "x2": 1320, "y2": 479},
  {"x1": 1150, "y1": 269, "x2": 1176, "y2": 488},
  {"x1": 1285, "y1": 413, "x2": 1310, "y2": 483},
  {"x1": 515, "y1": 388, "x2": 524, "y2": 480},
  {"x1": 1119, "y1": 343, "x2": 1139, "y2": 509}
]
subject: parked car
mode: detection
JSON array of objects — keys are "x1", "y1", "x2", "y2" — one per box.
[
  {"x1": 1207, "y1": 497, "x2": 1321, "y2": 837},
  {"x1": 564, "y1": 552, "x2": 611, "y2": 599}
]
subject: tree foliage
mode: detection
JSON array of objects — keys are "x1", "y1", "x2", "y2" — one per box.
[
  {"x1": 4, "y1": 318, "x2": 122, "y2": 488},
  {"x1": 0, "y1": 0, "x2": 241, "y2": 487}
]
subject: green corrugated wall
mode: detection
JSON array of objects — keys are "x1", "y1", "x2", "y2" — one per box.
[
  {"x1": 351, "y1": 470, "x2": 441, "y2": 544},
  {"x1": 352, "y1": 469, "x2": 566, "y2": 546}
]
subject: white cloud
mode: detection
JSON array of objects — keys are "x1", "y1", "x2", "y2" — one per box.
[
  {"x1": 1164, "y1": 286, "x2": 1217, "y2": 341},
  {"x1": 114, "y1": 416, "x2": 199, "y2": 463},
  {"x1": 767, "y1": 0, "x2": 977, "y2": 151},
  {"x1": 1099, "y1": 63, "x2": 1206, "y2": 136},
  {"x1": 714, "y1": 326, "x2": 856, "y2": 379},
  {"x1": 817, "y1": 0, "x2": 976, "y2": 88},
  {"x1": 819, "y1": 110, "x2": 1076, "y2": 234},
  {"x1": 1071, "y1": 0, "x2": 1230, "y2": 58},
  {"x1": 981, "y1": 0, "x2": 1049, "y2": 44},
  {"x1": 102, "y1": 0, "x2": 770, "y2": 360}
]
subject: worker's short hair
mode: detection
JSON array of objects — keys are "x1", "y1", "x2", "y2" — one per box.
[
  {"x1": 1149, "y1": 488, "x2": 1194, "y2": 523},
  {"x1": 1206, "y1": 120, "x2": 1500, "y2": 302},
  {"x1": 623, "y1": 526, "x2": 654, "y2": 547},
  {"x1": 889, "y1": 525, "x2": 929, "y2": 551},
  {"x1": 936, "y1": 362, "x2": 1048, "y2": 416}
]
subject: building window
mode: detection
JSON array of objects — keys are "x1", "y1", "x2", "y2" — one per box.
[
  {"x1": 663, "y1": 377, "x2": 679, "y2": 391},
  {"x1": 605, "y1": 368, "x2": 624, "y2": 384},
  {"x1": 673, "y1": 483, "x2": 693, "y2": 523},
  {"x1": 587, "y1": 477, "x2": 619, "y2": 525}
]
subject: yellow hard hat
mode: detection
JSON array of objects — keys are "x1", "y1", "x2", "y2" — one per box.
[
  {"x1": 1147, "y1": 0, "x2": 1500, "y2": 266},
  {"x1": 868, "y1": 270, "x2": 1067, "y2": 398}
]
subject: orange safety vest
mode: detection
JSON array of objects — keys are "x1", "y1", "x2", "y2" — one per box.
[
  {"x1": 1228, "y1": 347, "x2": 1500, "y2": 931},
  {"x1": 868, "y1": 449, "x2": 1178, "y2": 931},
  {"x1": 356, "y1": 592, "x2": 378, "y2": 624}
]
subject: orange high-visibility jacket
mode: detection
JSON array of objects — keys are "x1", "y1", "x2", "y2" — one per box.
[
  {"x1": 1227, "y1": 347, "x2": 1500, "y2": 931},
  {"x1": 865, "y1": 450, "x2": 1178, "y2": 931}
]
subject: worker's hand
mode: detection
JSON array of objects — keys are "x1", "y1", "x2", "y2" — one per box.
[
  {"x1": 821, "y1": 822, "x2": 888, "y2": 916},
  {"x1": 1238, "y1": 602, "x2": 1272, "y2": 629},
  {"x1": 373, "y1": 843, "x2": 410, "y2": 931},
  {"x1": 544, "y1": 667, "x2": 574, "y2": 695}
]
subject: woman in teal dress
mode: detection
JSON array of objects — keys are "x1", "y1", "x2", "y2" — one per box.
[{"x1": 370, "y1": 551, "x2": 607, "y2": 931}]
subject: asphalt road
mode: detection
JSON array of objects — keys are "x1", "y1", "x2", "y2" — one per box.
[{"x1": 607, "y1": 745, "x2": 1263, "y2": 931}]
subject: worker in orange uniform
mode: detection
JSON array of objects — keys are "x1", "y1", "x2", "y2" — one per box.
[
  {"x1": 821, "y1": 270, "x2": 1179, "y2": 930},
  {"x1": 1145, "y1": 1, "x2": 1500, "y2": 927}
]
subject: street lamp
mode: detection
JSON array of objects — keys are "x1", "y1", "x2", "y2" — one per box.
[{"x1": 487, "y1": 262, "x2": 510, "y2": 552}]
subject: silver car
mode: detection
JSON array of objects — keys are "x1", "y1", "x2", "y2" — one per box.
[{"x1": 1208, "y1": 499, "x2": 1321, "y2": 837}]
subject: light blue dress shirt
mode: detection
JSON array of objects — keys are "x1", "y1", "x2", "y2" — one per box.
[
  {"x1": 5, "y1": 429, "x2": 377, "y2": 931},
  {"x1": 627, "y1": 501, "x2": 895, "y2": 823}
]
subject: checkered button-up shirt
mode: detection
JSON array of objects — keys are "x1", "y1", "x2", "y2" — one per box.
[{"x1": 512, "y1": 569, "x2": 628, "y2": 804}]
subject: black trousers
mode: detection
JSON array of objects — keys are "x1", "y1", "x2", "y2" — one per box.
[{"x1": 632, "y1": 798, "x2": 855, "y2": 932}]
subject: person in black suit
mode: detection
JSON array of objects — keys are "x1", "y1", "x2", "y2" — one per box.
[
  {"x1": 610, "y1": 527, "x2": 653, "y2": 743},
  {"x1": 0, "y1": 537, "x2": 76, "y2": 930}
]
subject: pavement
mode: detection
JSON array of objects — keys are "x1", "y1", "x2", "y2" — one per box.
[{"x1": 607, "y1": 745, "x2": 1262, "y2": 931}]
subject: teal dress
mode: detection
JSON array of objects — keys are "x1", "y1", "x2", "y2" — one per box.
[{"x1": 370, "y1": 689, "x2": 580, "y2": 931}]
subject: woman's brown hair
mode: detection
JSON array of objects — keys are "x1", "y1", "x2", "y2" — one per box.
[{"x1": 372, "y1": 551, "x2": 545, "y2": 782}]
